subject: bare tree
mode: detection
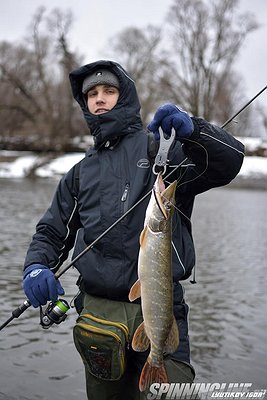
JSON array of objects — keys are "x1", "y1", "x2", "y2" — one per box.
[
  {"x1": 26, "y1": 7, "x2": 84, "y2": 146},
  {"x1": 105, "y1": 25, "x2": 170, "y2": 123},
  {"x1": 163, "y1": 0, "x2": 258, "y2": 126},
  {"x1": 0, "y1": 0, "x2": 260, "y2": 150},
  {"x1": 255, "y1": 104, "x2": 267, "y2": 139},
  {"x1": 103, "y1": 0, "x2": 258, "y2": 132},
  {"x1": 46, "y1": 8, "x2": 83, "y2": 140},
  {"x1": 0, "y1": 7, "x2": 84, "y2": 151},
  {"x1": 0, "y1": 41, "x2": 41, "y2": 139}
]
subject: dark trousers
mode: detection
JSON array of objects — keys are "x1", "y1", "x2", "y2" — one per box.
[
  {"x1": 74, "y1": 293, "x2": 194, "y2": 400},
  {"x1": 84, "y1": 355, "x2": 194, "y2": 400}
]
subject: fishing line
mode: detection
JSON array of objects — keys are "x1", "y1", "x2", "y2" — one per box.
[
  {"x1": 174, "y1": 139, "x2": 209, "y2": 189},
  {"x1": 50, "y1": 157, "x2": 190, "y2": 280},
  {"x1": 171, "y1": 240, "x2": 186, "y2": 277},
  {"x1": 2, "y1": 86, "x2": 265, "y2": 329},
  {"x1": 162, "y1": 140, "x2": 209, "y2": 285},
  {"x1": 173, "y1": 203, "x2": 192, "y2": 225},
  {"x1": 163, "y1": 142, "x2": 205, "y2": 226},
  {"x1": 152, "y1": 186, "x2": 166, "y2": 219},
  {"x1": 166, "y1": 133, "x2": 242, "y2": 285}
]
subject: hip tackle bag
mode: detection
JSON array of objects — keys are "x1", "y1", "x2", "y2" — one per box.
[{"x1": 73, "y1": 293, "x2": 142, "y2": 381}]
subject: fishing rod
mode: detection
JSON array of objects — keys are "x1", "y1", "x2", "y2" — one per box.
[
  {"x1": 0, "y1": 149, "x2": 180, "y2": 332},
  {"x1": 221, "y1": 84, "x2": 267, "y2": 128},
  {"x1": 1, "y1": 84, "x2": 266, "y2": 331}
]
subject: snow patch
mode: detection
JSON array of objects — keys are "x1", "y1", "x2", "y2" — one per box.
[
  {"x1": 1, "y1": 138, "x2": 267, "y2": 184},
  {"x1": 0, "y1": 154, "x2": 39, "y2": 178},
  {"x1": 36, "y1": 153, "x2": 85, "y2": 178},
  {"x1": 239, "y1": 156, "x2": 267, "y2": 177}
]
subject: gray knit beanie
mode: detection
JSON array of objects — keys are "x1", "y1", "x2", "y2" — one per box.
[{"x1": 82, "y1": 69, "x2": 120, "y2": 94}]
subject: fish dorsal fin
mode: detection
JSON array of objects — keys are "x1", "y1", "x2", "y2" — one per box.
[
  {"x1": 163, "y1": 316, "x2": 179, "y2": 354},
  {"x1": 131, "y1": 321, "x2": 150, "y2": 352},
  {"x1": 128, "y1": 279, "x2": 141, "y2": 301}
]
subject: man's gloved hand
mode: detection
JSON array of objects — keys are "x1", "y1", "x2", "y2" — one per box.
[
  {"x1": 147, "y1": 103, "x2": 193, "y2": 141},
  {"x1": 23, "y1": 264, "x2": 64, "y2": 308}
]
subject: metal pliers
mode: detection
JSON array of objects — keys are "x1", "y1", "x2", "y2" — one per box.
[{"x1": 152, "y1": 127, "x2": 176, "y2": 174}]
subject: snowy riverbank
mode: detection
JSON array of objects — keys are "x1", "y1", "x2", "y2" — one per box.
[{"x1": 0, "y1": 136, "x2": 267, "y2": 189}]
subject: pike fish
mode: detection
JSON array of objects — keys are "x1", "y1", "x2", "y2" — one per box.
[{"x1": 129, "y1": 173, "x2": 179, "y2": 392}]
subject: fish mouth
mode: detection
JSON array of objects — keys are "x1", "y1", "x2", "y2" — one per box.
[{"x1": 154, "y1": 174, "x2": 177, "y2": 219}]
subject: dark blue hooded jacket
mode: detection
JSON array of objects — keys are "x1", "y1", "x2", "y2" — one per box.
[{"x1": 24, "y1": 60, "x2": 245, "y2": 364}]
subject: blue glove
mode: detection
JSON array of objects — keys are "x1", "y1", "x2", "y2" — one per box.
[
  {"x1": 23, "y1": 264, "x2": 64, "y2": 308},
  {"x1": 147, "y1": 103, "x2": 193, "y2": 141}
]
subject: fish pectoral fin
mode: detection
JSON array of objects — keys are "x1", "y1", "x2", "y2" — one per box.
[
  {"x1": 139, "y1": 226, "x2": 148, "y2": 246},
  {"x1": 131, "y1": 321, "x2": 150, "y2": 352},
  {"x1": 139, "y1": 361, "x2": 168, "y2": 392},
  {"x1": 128, "y1": 279, "x2": 141, "y2": 301},
  {"x1": 164, "y1": 316, "x2": 179, "y2": 354}
]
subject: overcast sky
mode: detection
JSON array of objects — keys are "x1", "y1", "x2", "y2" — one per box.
[{"x1": 1, "y1": 0, "x2": 267, "y2": 118}]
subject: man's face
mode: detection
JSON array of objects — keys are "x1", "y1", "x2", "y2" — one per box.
[{"x1": 87, "y1": 84, "x2": 120, "y2": 115}]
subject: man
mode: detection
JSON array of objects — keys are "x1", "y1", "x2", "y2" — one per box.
[{"x1": 23, "y1": 60, "x2": 244, "y2": 400}]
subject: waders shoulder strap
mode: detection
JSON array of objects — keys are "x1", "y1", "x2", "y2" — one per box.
[{"x1": 73, "y1": 163, "x2": 81, "y2": 197}]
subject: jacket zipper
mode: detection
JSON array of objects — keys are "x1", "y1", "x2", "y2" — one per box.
[{"x1": 121, "y1": 182, "x2": 130, "y2": 214}]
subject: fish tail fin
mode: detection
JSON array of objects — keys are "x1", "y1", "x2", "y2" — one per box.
[
  {"x1": 164, "y1": 316, "x2": 179, "y2": 354},
  {"x1": 139, "y1": 361, "x2": 168, "y2": 392}
]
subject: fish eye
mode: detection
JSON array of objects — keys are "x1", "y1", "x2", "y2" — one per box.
[{"x1": 165, "y1": 202, "x2": 171, "y2": 210}]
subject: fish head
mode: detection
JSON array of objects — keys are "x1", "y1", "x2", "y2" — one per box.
[
  {"x1": 145, "y1": 174, "x2": 177, "y2": 232},
  {"x1": 154, "y1": 173, "x2": 177, "y2": 220}
]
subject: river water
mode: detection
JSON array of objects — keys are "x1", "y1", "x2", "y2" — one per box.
[{"x1": 0, "y1": 179, "x2": 266, "y2": 399}]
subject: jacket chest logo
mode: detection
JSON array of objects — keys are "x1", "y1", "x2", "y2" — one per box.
[{"x1": 137, "y1": 158, "x2": 150, "y2": 169}]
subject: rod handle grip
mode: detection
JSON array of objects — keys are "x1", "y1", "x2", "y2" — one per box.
[{"x1": 12, "y1": 300, "x2": 31, "y2": 318}]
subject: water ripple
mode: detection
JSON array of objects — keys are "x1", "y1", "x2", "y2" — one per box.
[{"x1": 0, "y1": 182, "x2": 266, "y2": 398}]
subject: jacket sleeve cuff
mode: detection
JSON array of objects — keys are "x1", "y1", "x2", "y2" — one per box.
[{"x1": 189, "y1": 117, "x2": 201, "y2": 140}]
